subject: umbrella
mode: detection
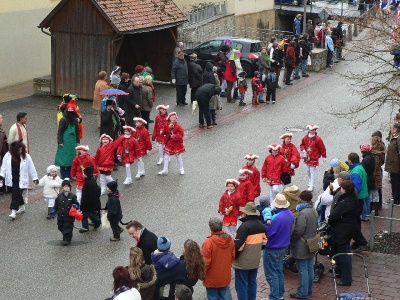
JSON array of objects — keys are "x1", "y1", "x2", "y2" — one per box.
[
  {"x1": 226, "y1": 49, "x2": 242, "y2": 60},
  {"x1": 98, "y1": 88, "x2": 128, "y2": 96}
]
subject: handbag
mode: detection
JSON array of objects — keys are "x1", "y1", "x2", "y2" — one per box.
[
  {"x1": 301, "y1": 233, "x2": 325, "y2": 253},
  {"x1": 307, "y1": 56, "x2": 312, "y2": 66},
  {"x1": 101, "y1": 211, "x2": 110, "y2": 228},
  {"x1": 286, "y1": 57, "x2": 294, "y2": 66}
]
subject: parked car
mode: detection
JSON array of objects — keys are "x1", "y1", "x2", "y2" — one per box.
[
  {"x1": 183, "y1": 37, "x2": 262, "y2": 77},
  {"x1": 275, "y1": 0, "x2": 303, "y2": 5}
]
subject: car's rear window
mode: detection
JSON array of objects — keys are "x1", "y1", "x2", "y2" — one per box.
[
  {"x1": 232, "y1": 42, "x2": 244, "y2": 52},
  {"x1": 250, "y1": 42, "x2": 262, "y2": 53}
]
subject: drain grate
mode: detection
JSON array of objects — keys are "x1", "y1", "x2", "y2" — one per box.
[{"x1": 284, "y1": 127, "x2": 305, "y2": 132}]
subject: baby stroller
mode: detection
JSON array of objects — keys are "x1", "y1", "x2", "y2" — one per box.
[
  {"x1": 313, "y1": 221, "x2": 332, "y2": 282},
  {"x1": 331, "y1": 253, "x2": 374, "y2": 300}
]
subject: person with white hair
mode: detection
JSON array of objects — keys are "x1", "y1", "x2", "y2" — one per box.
[{"x1": 38, "y1": 165, "x2": 63, "y2": 219}]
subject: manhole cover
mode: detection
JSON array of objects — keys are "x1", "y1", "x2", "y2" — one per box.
[{"x1": 284, "y1": 127, "x2": 305, "y2": 132}]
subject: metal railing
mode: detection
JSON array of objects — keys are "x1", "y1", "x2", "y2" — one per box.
[
  {"x1": 184, "y1": 1, "x2": 227, "y2": 27},
  {"x1": 369, "y1": 199, "x2": 400, "y2": 250}
]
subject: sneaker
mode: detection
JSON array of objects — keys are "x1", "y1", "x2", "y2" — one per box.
[
  {"x1": 212, "y1": 122, "x2": 217, "y2": 126},
  {"x1": 9, "y1": 210, "x2": 17, "y2": 219},
  {"x1": 266, "y1": 101, "x2": 270, "y2": 104},
  {"x1": 302, "y1": 74, "x2": 309, "y2": 77},
  {"x1": 158, "y1": 170, "x2": 168, "y2": 175},
  {"x1": 180, "y1": 168, "x2": 185, "y2": 175},
  {"x1": 207, "y1": 126, "x2": 213, "y2": 129},
  {"x1": 110, "y1": 237, "x2": 120, "y2": 242},
  {"x1": 307, "y1": 185, "x2": 314, "y2": 191},
  {"x1": 157, "y1": 158, "x2": 164, "y2": 165},
  {"x1": 294, "y1": 76, "x2": 301, "y2": 80},
  {"x1": 135, "y1": 173, "x2": 142, "y2": 179},
  {"x1": 16, "y1": 205, "x2": 25, "y2": 214},
  {"x1": 123, "y1": 178, "x2": 132, "y2": 185},
  {"x1": 199, "y1": 124, "x2": 206, "y2": 128},
  {"x1": 79, "y1": 228, "x2": 89, "y2": 233},
  {"x1": 272, "y1": 101, "x2": 276, "y2": 104},
  {"x1": 239, "y1": 102, "x2": 246, "y2": 106}
]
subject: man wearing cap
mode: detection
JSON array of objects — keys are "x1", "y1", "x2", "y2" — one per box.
[
  {"x1": 127, "y1": 220, "x2": 158, "y2": 265},
  {"x1": 171, "y1": 50, "x2": 189, "y2": 106},
  {"x1": 263, "y1": 194, "x2": 294, "y2": 300},
  {"x1": 202, "y1": 217, "x2": 235, "y2": 299},
  {"x1": 188, "y1": 53, "x2": 203, "y2": 103},
  {"x1": 232, "y1": 202, "x2": 266, "y2": 300}
]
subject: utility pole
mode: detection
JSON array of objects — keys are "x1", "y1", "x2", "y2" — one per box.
[{"x1": 303, "y1": 0, "x2": 307, "y2": 34}]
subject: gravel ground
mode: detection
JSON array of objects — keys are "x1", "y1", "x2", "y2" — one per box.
[{"x1": 371, "y1": 232, "x2": 400, "y2": 255}]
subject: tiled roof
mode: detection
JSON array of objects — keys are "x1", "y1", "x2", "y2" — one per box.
[{"x1": 96, "y1": 0, "x2": 187, "y2": 33}]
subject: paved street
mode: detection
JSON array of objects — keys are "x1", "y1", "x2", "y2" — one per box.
[{"x1": 1, "y1": 46, "x2": 400, "y2": 300}]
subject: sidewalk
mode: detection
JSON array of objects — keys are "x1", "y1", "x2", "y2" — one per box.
[
  {"x1": 0, "y1": 80, "x2": 34, "y2": 103},
  {"x1": 230, "y1": 177, "x2": 400, "y2": 300}
]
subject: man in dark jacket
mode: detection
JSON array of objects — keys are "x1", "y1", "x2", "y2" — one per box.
[
  {"x1": 105, "y1": 181, "x2": 123, "y2": 241},
  {"x1": 195, "y1": 84, "x2": 221, "y2": 129},
  {"x1": 100, "y1": 99, "x2": 120, "y2": 140},
  {"x1": 79, "y1": 166, "x2": 101, "y2": 233},
  {"x1": 127, "y1": 220, "x2": 158, "y2": 265},
  {"x1": 232, "y1": 202, "x2": 266, "y2": 300},
  {"x1": 188, "y1": 53, "x2": 203, "y2": 103},
  {"x1": 53, "y1": 179, "x2": 79, "y2": 246},
  {"x1": 360, "y1": 144, "x2": 375, "y2": 220},
  {"x1": 126, "y1": 77, "x2": 142, "y2": 126},
  {"x1": 171, "y1": 50, "x2": 189, "y2": 106},
  {"x1": 202, "y1": 62, "x2": 216, "y2": 84}
]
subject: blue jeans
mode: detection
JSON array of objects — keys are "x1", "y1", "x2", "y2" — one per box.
[
  {"x1": 258, "y1": 90, "x2": 264, "y2": 101},
  {"x1": 295, "y1": 258, "x2": 314, "y2": 297},
  {"x1": 206, "y1": 286, "x2": 230, "y2": 300},
  {"x1": 362, "y1": 196, "x2": 370, "y2": 219},
  {"x1": 294, "y1": 62, "x2": 301, "y2": 77},
  {"x1": 81, "y1": 211, "x2": 101, "y2": 229},
  {"x1": 263, "y1": 247, "x2": 287, "y2": 300},
  {"x1": 301, "y1": 58, "x2": 308, "y2": 75},
  {"x1": 210, "y1": 109, "x2": 216, "y2": 124},
  {"x1": 234, "y1": 268, "x2": 257, "y2": 300}
]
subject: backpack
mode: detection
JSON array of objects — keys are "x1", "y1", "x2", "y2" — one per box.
[{"x1": 265, "y1": 73, "x2": 278, "y2": 89}]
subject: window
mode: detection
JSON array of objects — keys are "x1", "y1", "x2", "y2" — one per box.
[{"x1": 198, "y1": 40, "x2": 223, "y2": 52}]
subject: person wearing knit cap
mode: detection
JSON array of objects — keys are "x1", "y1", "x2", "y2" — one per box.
[
  {"x1": 133, "y1": 117, "x2": 152, "y2": 179},
  {"x1": 52, "y1": 179, "x2": 79, "y2": 246},
  {"x1": 279, "y1": 133, "x2": 300, "y2": 179},
  {"x1": 242, "y1": 153, "x2": 261, "y2": 199},
  {"x1": 237, "y1": 169, "x2": 255, "y2": 207},
  {"x1": 152, "y1": 104, "x2": 170, "y2": 165},
  {"x1": 105, "y1": 181, "x2": 123, "y2": 241},
  {"x1": 79, "y1": 166, "x2": 101, "y2": 233},
  {"x1": 158, "y1": 112, "x2": 186, "y2": 175},
  {"x1": 151, "y1": 237, "x2": 180, "y2": 272},
  {"x1": 262, "y1": 144, "x2": 286, "y2": 200},
  {"x1": 360, "y1": 143, "x2": 375, "y2": 220},
  {"x1": 257, "y1": 195, "x2": 273, "y2": 225},
  {"x1": 117, "y1": 126, "x2": 140, "y2": 185},
  {"x1": 218, "y1": 179, "x2": 242, "y2": 238},
  {"x1": 38, "y1": 165, "x2": 63, "y2": 219},
  {"x1": 300, "y1": 124, "x2": 327, "y2": 191},
  {"x1": 70, "y1": 145, "x2": 98, "y2": 203},
  {"x1": 290, "y1": 190, "x2": 318, "y2": 299}
]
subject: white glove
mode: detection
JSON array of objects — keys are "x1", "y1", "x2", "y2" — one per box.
[
  {"x1": 171, "y1": 79, "x2": 176, "y2": 85},
  {"x1": 290, "y1": 163, "x2": 296, "y2": 169}
]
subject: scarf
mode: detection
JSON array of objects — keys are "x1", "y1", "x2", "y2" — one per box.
[
  {"x1": 16, "y1": 122, "x2": 29, "y2": 153},
  {"x1": 296, "y1": 202, "x2": 309, "y2": 211}
]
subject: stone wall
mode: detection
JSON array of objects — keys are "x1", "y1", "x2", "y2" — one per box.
[{"x1": 308, "y1": 48, "x2": 327, "y2": 72}]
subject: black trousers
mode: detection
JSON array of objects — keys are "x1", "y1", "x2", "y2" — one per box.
[
  {"x1": 58, "y1": 219, "x2": 74, "y2": 241},
  {"x1": 190, "y1": 87, "x2": 198, "y2": 103},
  {"x1": 110, "y1": 222, "x2": 121, "y2": 239},
  {"x1": 266, "y1": 89, "x2": 276, "y2": 102},
  {"x1": 141, "y1": 111, "x2": 150, "y2": 129},
  {"x1": 176, "y1": 85, "x2": 187, "y2": 104},
  {"x1": 390, "y1": 172, "x2": 400, "y2": 204},
  {"x1": 198, "y1": 99, "x2": 211, "y2": 126},
  {"x1": 285, "y1": 67, "x2": 293, "y2": 84},
  {"x1": 352, "y1": 199, "x2": 368, "y2": 247}
]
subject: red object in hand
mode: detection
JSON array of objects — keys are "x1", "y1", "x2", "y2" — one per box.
[{"x1": 69, "y1": 206, "x2": 83, "y2": 222}]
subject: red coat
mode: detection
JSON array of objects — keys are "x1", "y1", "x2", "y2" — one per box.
[
  {"x1": 279, "y1": 143, "x2": 300, "y2": 176},
  {"x1": 164, "y1": 122, "x2": 185, "y2": 155},
  {"x1": 300, "y1": 134, "x2": 327, "y2": 166},
  {"x1": 218, "y1": 190, "x2": 241, "y2": 217},
  {"x1": 133, "y1": 126, "x2": 152, "y2": 157},
  {"x1": 286, "y1": 46, "x2": 296, "y2": 68},
  {"x1": 261, "y1": 154, "x2": 286, "y2": 185},
  {"x1": 242, "y1": 164, "x2": 261, "y2": 198},
  {"x1": 224, "y1": 61, "x2": 237, "y2": 83},
  {"x1": 152, "y1": 113, "x2": 169, "y2": 144},
  {"x1": 70, "y1": 154, "x2": 99, "y2": 188},
  {"x1": 94, "y1": 136, "x2": 124, "y2": 172},
  {"x1": 237, "y1": 178, "x2": 254, "y2": 207},
  {"x1": 116, "y1": 136, "x2": 140, "y2": 164}
]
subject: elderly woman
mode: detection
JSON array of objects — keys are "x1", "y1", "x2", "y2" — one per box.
[
  {"x1": 141, "y1": 75, "x2": 154, "y2": 129},
  {"x1": 106, "y1": 266, "x2": 141, "y2": 300},
  {"x1": 328, "y1": 180, "x2": 359, "y2": 286},
  {"x1": 93, "y1": 71, "x2": 108, "y2": 128},
  {"x1": 290, "y1": 190, "x2": 318, "y2": 299},
  {"x1": 128, "y1": 247, "x2": 157, "y2": 300},
  {"x1": 385, "y1": 123, "x2": 400, "y2": 204}
]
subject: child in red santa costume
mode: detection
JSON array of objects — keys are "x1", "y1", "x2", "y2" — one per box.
[
  {"x1": 94, "y1": 134, "x2": 124, "y2": 195},
  {"x1": 158, "y1": 112, "x2": 185, "y2": 175},
  {"x1": 237, "y1": 169, "x2": 255, "y2": 206},
  {"x1": 70, "y1": 145, "x2": 99, "y2": 203},
  {"x1": 218, "y1": 179, "x2": 241, "y2": 239},
  {"x1": 117, "y1": 126, "x2": 140, "y2": 185},
  {"x1": 299, "y1": 124, "x2": 327, "y2": 191},
  {"x1": 133, "y1": 117, "x2": 152, "y2": 179},
  {"x1": 152, "y1": 104, "x2": 169, "y2": 165},
  {"x1": 242, "y1": 153, "x2": 261, "y2": 199},
  {"x1": 279, "y1": 133, "x2": 300, "y2": 180},
  {"x1": 262, "y1": 143, "x2": 286, "y2": 200}
]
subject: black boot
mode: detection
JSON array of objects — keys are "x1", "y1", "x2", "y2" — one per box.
[{"x1": 47, "y1": 207, "x2": 55, "y2": 219}]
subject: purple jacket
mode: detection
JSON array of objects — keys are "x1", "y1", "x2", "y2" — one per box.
[{"x1": 264, "y1": 208, "x2": 294, "y2": 250}]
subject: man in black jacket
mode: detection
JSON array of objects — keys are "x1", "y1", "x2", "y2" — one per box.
[
  {"x1": 79, "y1": 166, "x2": 101, "y2": 233},
  {"x1": 127, "y1": 220, "x2": 158, "y2": 265},
  {"x1": 171, "y1": 50, "x2": 189, "y2": 106},
  {"x1": 188, "y1": 53, "x2": 203, "y2": 103},
  {"x1": 126, "y1": 77, "x2": 142, "y2": 126},
  {"x1": 195, "y1": 84, "x2": 221, "y2": 129}
]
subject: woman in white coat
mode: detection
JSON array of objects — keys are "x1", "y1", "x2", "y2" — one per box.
[
  {"x1": 107, "y1": 266, "x2": 141, "y2": 300},
  {"x1": 0, "y1": 141, "x2": 38, "y2": 219}
]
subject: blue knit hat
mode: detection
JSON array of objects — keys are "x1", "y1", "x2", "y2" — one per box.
[
  {"x1": 157, "y1": 237, "x2": 171, "y2": 251},
  {"x1": 330, "y1": 158, "x2": 340, "y2": 168}
]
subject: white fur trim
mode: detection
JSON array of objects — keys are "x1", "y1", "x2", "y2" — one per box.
[
  {"x1": 167, "y1": 112, "x2": 177, "y2": 120},
  {"x1": 268, "y1": 144, "x2": 281, "y2": 150},
  {"x1": 279, "y1": 133, "x2": 293, "y2": 139},
  {"x1": 306, "y1": 124, "x2": 319, "y2": 131},
  {"x1": 225, "y1": 179, "x2": 240, "y2": 186},
  {"x1": 133, "y1": 117, "x2": 147, "y2": 125},
  {"x1": 156, "y1": 104, "x2": 170, "y2": 110},
  {"x1": 244, "y1": 153, "x2": 259, "y2": 160},
  {"x1": 239, "y1": 169, "x2": 253, "y2": 175},
  {"x1": 75, "y1": 145, "x2": 89, "y2": 151},
  {"x1": 122, "y1": 125, "x2": 136, "y2": 133},
  {"x1": 99, "y1": 134, "x2": 113, "y2": 142}
]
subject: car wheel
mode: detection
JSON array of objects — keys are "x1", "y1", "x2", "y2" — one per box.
[{"x1": 241, "y1": 62, "x2": 252, "y2": 77}]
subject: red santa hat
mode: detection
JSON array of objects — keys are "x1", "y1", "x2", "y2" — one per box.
[
  {"x1": 306, "y1": 124, "x2": 319, "y2": 131},
  {"x1": 244, "y1": 153, "x2": 259, "y2": 160},
  {"x1": 239, "y1": 169, "x2": 253, "y2": 175},
  {"x1": 279, "y1": 133, "x2": 293, "y2": 139},
  {"x1": 99, "y1": 134, "x2": 113, "y2": 142},
  {"x1": 75, "y1": 145, "x2": 89, "y2": 152},
  {"x1": 167, "y1": 112, "x2": 177, "y2": 121},
  {"x1": 133, "y1": 117, "x2": 147, "y2": 125},
  {"x1": 66, "y1": 99, "x2": 77, "y2": 112},
  {"x1": 225, "y1": 179, "x2": 240, "y2": 187},
  {"x1": 156, "y1": 104, "x2": 170, "y2": 110},
  {"x1": 268, "y1": 143, "x2": 281, "y2": 151},
  {"x1": 122, "y1": 126, "x2": 136, "y2": 133}
]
